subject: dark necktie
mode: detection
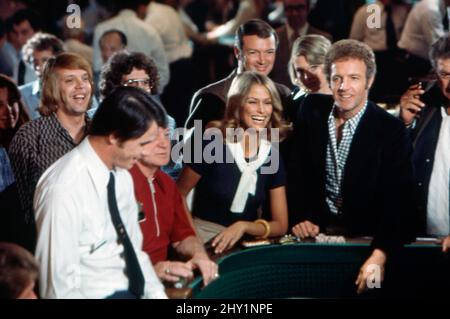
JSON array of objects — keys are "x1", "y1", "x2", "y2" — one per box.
[
  {"x1": 385, "y1": 5, "x2": 398, "y2": 52},
  {"x1": 107, "y1": 172, "x2": 145, "y2": 298},
  {"x1": 443, "y1": 7, "x2": 449, "y2": 32},
  {"x1": 18, "y1": 59, "x2": 26, "y2": 86}
]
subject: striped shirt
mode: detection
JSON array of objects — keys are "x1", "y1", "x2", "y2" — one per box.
[
  {"x1": 325, "y1": 103, "x2": 367, "y2": 214},
  {"x1": 8, "y1": 113, "x2": 89, "y2": 224}
]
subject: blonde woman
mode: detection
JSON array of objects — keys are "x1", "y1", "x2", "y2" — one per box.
[
  {"x1": 285, "y1": 34, "x2": 332, "y2": 121},
  {"x1": 177, "y1": 71, "x2": 289, "y2": 254}
]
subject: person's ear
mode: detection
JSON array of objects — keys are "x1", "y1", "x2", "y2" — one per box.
[
  {"x1": 108, "y1": 133, "x2": 119, "y2": 146},
  {"x1": 366, "y1": 76, "x2": 374, "y2": 90},
  {"x1": 234, "y1": 46, "x2": 241, "y2": 61}
]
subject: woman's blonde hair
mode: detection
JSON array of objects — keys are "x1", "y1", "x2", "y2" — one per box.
[
  {"x1": 289, "y1": 34, "x2": 331, "y2": 86},
  {"x1": 39, "y1": 52, "x2": 93, "y2": 116},
  {"x1": 216, "y1": 71, "x2": 290, "y2": 141}
]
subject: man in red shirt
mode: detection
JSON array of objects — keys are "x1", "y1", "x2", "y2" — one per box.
[{"x1": 130, "y1": 104, "x2": 218, "y2": 286}]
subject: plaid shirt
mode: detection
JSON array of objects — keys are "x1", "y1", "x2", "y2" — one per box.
[
  {"x1": 325, "y1": 103, "x2": 367, "y2": 214},
  {"x1": 8, "y1": 113, "x2": 89, "y2": 224}
]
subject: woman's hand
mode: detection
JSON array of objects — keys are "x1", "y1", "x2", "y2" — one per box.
[{"x1": 212, "y1": 221, "x2": 248, "y2": 254}]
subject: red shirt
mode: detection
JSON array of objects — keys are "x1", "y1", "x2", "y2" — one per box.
[{"x1": 130, "y1": 165, "x2": 195, "y2": 264}]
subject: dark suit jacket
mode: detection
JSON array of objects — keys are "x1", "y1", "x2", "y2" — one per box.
[
  {"x1": 270, "y1": 24, "x2": 333, "y2": 88},
  {"x1": 290, "y1": 94, "x2": 416, "y2": 253},
  {"x1": 410, "y1": 84, "x2": 447, "y2": 235},
  {"x1": 185, "y1": 70, "x2": 291, "y2": 129}
]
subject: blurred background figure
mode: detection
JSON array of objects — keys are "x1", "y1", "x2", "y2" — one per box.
[
  {"x1": 0, "y1": 242, "x2": 39, "y2": 299},
  {"x1": 95, "y1": 29, "x2": 127, "y2": 96},
  {"x1": 146, "y1": 0, "x2": 195, "y2": 128},
  {"x1": 271, "y1": 0, "x2": 331, "y2": 88},
  {"x1": 287, "y1": 34, "x2": 331, "y2": 121},
  {"x1": 0, "y1": 74, "x2": 30, "y2": 150},
  {"x1": 4, "y1": 8, "x2": 42, "y2": 86},
  {"x1": 92, "y1": 0, "x2": 169, "y2": 94},
  {"x1": 0, "y1": 74, "x2": 30, "y2": 248},
  {"x1": 61, "y1": 14, "x2": 93, "y2": 66},
  {"x1": 398, "y1": 0, "x2": 450, "y2": 90},
  {"x1": 350, "y1": 0, "x2": 411, "y2": 102},
  {"x1": 206, "y1": 0, "x2": 269, "y2": 40},
  {"x1": 19, "y1": 32, "x2": 65, "y2": 119}
]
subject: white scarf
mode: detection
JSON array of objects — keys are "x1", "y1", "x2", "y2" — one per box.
[{"x1": 227, "y1": 139, "x2": 272, "y2": 213}]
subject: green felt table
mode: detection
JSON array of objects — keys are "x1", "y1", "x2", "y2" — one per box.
[{"x1": 189, "y1": 240, "x2": 450, "y2": 299}]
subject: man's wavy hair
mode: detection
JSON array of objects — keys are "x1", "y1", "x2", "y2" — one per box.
[
  {"x1": 39, "y1": 52, "x2": 93, "y2": 116},
  {"x1": 22, "y1": 32, "x2": 65, "y2": 66},
  {"x1": 324, "y1": 39, "x2": 376, "y2": 85},
  {"x1": 99, "y1": 50, "x2": 160, "y2": 99}
]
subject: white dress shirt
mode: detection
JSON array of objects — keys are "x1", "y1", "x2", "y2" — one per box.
[
  {"x1": 426, "y1": 107, "x2": 450, "y2": 236},
  {"x1": 92, "y1": 9, "x2": 170, "y2": 92},
  {"x1": 145, "y1": 2, "x2": 192, "y2": 64},
  {"x1": 34, "y1": 137, "x2": 167, "y2": 299},
  {"x1": 398, "y1": 0, "x2": 448, "y2": 59}
]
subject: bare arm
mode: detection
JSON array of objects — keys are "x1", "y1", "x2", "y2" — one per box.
[{"x1": 212, "y1": 186, "x2": 289, "y2": 254}]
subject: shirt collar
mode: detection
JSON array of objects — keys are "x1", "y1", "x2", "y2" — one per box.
[
  {"x1": 118, "y1": 9, "x2": 137, "y2": 19},
  {"x1": 31, "y1": 80, "x2": 40, "y2": 95},
  {"x1": 47, "y1": 112, "x2": 90, "y2": 144},
  {"x1": 328, "y1": 101, "x2": 368, "y2": 132},
  {"x1": 441, "y1": 105, "x2": 450, "y2": 118},
  {"x1": 78, "y1": 137, "x2": 111, "y2": 196}
]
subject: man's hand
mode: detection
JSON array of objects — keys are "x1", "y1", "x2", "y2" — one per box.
[
  {"x1": 190, "y1": 253, "x2": 219, "y2": 286},
  {"x1": 355, "y1": 249, "x2": 386, "y2": 294},
  {"x1": 154, "y1": 261, "x2": 194, "y2": 283},
  {"x1": 442, "y1": 236, "x2": 450, "y2": 253},
  {"x1": 291, "y1": 220, "x2": 320, "y2": 239},
  {"x1": 399, "y1": 84, "x2": 425, "y2": 125},
  {"x1": 212, "y1": 221, "x2": 247, "y2": 254}
]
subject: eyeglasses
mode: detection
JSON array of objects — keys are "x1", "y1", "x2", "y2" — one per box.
[
  {"x1": 437, "y1": 72, "x2": 450, "y2": 80},
  {"x1": 122, "y1": 78, "x2": 153, "y2": 89}
]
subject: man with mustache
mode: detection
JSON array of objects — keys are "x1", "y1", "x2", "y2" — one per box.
[{"x1": 399, "y1": 35, "x2": 450, "y2": 252}]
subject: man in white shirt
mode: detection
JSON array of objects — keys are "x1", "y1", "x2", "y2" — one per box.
[
  {"x1": 92, "y1": 0, "x2": 169, "y2": 93},
  {"x1": 34, "y1": 86, "x2": 168, "y2": 299}
]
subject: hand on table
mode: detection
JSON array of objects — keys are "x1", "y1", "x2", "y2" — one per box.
[
  {"x1": 355, "y1": 249, "x2": 386, "y2": 294},
  {"x1": 291, "y1": 220, "x2": 320, "y2": 239},
  {"x1": 155, "y1": 260, "x2": 194, "y2": 283},
  {"x1": 441, "y1": 235, "x2": 450, "y2": 253},
  {"x1": 189, "y1": 253, "x2": 219, "y2": 286},
  {"x1": 212, "y1": 221, "x2": 247, "y2": 254}
]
